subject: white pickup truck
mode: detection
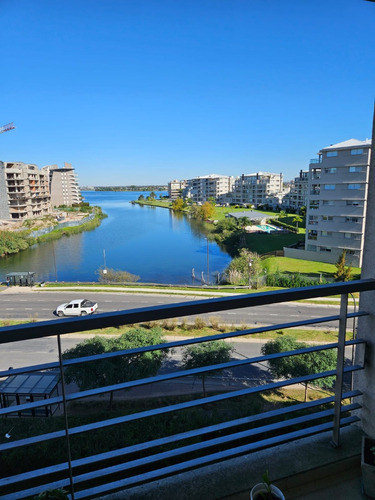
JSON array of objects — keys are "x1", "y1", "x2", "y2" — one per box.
[{"x1": 56, "y1": 299, "x2": 98, "y2": 317}]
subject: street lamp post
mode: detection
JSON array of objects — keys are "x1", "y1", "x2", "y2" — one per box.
[{"x1": 206, "y1": 238, "x2": 210, "y2": 285}]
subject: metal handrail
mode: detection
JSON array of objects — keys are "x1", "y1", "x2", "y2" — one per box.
[{"x1": 0, "y1": 280, "x2": 374, "y2": 499}]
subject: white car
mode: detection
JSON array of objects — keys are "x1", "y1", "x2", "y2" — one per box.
[{"x1": 56, "y1": 299, "x2": 98, "y2": 317}]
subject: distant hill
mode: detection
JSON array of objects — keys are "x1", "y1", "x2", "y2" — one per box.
[{"x1": 81, "y1": 185, "x2": 168, "y2": 192}]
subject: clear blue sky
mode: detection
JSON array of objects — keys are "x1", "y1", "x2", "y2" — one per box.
[{"x1": 1, "y1": 0, "x2": 374, "y2": 186}]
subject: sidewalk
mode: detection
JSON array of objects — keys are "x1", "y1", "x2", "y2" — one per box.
[{"x1": 0, "y1": 283, "x2": 355, "y2": 305}]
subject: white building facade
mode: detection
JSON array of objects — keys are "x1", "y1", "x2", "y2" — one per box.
[{"x1": 285, "y1": 138, "x2": 371, "y2": 267}]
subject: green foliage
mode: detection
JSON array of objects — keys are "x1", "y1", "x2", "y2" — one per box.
[
  {"x1": 261, "y1": 336, "x2": 337, "y2": 401},
  {"x1": 63, "y1": 328, "x2": 168, "y2": 406},
  {"x1": 292, "y1": 215, "x2": 303, "y2": 228},
  {"x1": 0, "y1": 230, "x2": 31, "y2": 256},
  {"x1": 224, "y1": 249, "x2": 263, "y2": 286},
  {"x1": 138, "y1": 194, "x2": 145, "y2": 201},
  {"x1": 34, "y1": 488, "x2": 69, "y2": 499},
  {"x1": 266, "y1": 272, "x2": 328, "y2": 288},
  {"x1": 334, "y1": 250, "x2": 353, "y2": 282},
  {"x1": 172, "y1": 197, "x2": 186, "y2": 211},
  {"x1": 181, "y1": 340, "x2": 233, "y2": 396},
  {"x1": 97, "y1": 268, "x2": 140, "y2": 282}
]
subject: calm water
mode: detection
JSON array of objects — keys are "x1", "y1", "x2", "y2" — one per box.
[{"x1": 0, "y1": 191, "x2": 232, "y2": 284}]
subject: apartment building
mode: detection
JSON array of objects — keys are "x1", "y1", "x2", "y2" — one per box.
[
  {"x1": 168, "y1": 179, "x2": 187, "y2": 199},
  {"x1": 230, "y1": 172, "x2": 283, "y2": 207},
  {"x1": 43, "y1": 162, "x2": 81, "y2": 207},
  {"x1": 183, "y1": 174, "x2": 234, "y2": 203},
  {"x1": 0, "y1": 161, "x2": 51, "y2": 220},
  {"x1": 295, "y1": 138, "x2": 371, "y2": 267},
  {"x1": 282, "y1": 170, "x2": 309, "y2": 211}
]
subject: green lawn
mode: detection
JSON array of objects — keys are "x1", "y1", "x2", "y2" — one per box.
[
  {"x1": 212, "y1": 206, "x2": 277, "y2": 221},
  {"x1": 243, "y1": 232, "x2": 305, "y2": 254},
  {"x1": 262, "y1": 256, "x2": 361, "y2": 278}
]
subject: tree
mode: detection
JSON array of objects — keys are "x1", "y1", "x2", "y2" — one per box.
[
  {"x1": 261, "y1": 336, "x2": 337, "y2": 402},
  {"x1": 237, "y1": 216, "x2": 250, "y2": 230},
  {"x1": 224, "y1": 249, "x2": 262, "y2": 287},
  {"x1": 138, "y1": 194, "x2": 145, "y2": 201},
  {"x1": 172, "y1": 198, "x2": 185, "y2": 211},
  {"x1": 279, "y1": 210, "x2": 287, "y2": 219},
  {"x1": 299, "y1": 206, "x2": 306, "y2": 217},
  {"x1": 292, "y1": 214, "x2": 302, "y2": 229},
  {"x1": 63, "y1": 328, "x2": 168, "y2": 409},
  {"x1": 181, "y1": 340, "x2": 234, "y2": 397},
  {"x1": 149, "y1": 191, "x2": 156, "y2": 200},
  {"x1": 201, "y1": 201, "x2": 215, "y2": 220},
  {"x1": 334, "y1": 250, "x2": 353, "y2": 282},
  {"x1": 97, "y1": 268, "x2": 140, "y2": 283}
]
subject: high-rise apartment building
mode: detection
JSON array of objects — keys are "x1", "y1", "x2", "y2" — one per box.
[
  {"x1": 282, "y1": 170, "x2": 309, "y2": 211},
  {"x1": 168, "y1": 179, "x2": 187, "y2": 199},
  {"x1": 0, "y1": 161, "x2": 51, "y2": 220},
  {"x1": 231, "y1": 172, "x2": 283, "y2": 207},
  {"x1": 43, "y1": 162, "x2": 81, "y2": 207},
  {"x1": 302, "y1": 138, "x2": 371, "y2": 267},
  {"x1": 183, "y1": 174, "x2": 234, "y2": 203}
]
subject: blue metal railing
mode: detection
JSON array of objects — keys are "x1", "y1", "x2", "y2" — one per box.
[{"x1": 0, "y1": 279, "x2": 374, "y2": 499}]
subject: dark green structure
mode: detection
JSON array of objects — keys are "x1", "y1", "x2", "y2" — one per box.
[{"x1": 5, "y1": 271, "x2": 35, "y2": 286}]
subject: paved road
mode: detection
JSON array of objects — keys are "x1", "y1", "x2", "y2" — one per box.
[{"x1": 0, "y1": 288, "x2": 342, "y2": 330}]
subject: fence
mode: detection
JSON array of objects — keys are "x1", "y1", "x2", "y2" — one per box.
[{"x1": 0, "y1": 279, "x2": 374, "y2": 499}]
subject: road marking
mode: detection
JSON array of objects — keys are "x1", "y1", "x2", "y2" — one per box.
[
  {"x1": 24, "y1": 308, "x2": 33, "y2": 310},
  {"x1": 269, "y1": 313, "x2": 278, "y2": 316},
  {"x1": 5, "y1": 308, "x2": 14, "y2": 310},
  {"x1": 226, "y1": 312, "x2": 236, "y2": 315},
  {"x1": 104, "y1": 300, "x2": 113, "y2": 303}
]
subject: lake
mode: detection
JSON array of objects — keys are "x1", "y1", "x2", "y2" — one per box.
[{"x1": 0, "y1": 191, "x2": 232, "y2": 284}]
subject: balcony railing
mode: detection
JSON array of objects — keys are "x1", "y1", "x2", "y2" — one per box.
[{"x1": 0, "y1": 280, "x2": 374, "y2": 499}]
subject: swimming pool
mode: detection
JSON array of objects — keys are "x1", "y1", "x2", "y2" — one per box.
[{"x1": 256, "y1": 224, "x2": 282, "y2": 233}]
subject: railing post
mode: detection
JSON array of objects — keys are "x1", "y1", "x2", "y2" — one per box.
[
  {"x1": 331, "y1": 293, "x2": 348, "y2": 447},
  {"x1": 57, "y1": 334, "x2": 75, "y2": 499}
]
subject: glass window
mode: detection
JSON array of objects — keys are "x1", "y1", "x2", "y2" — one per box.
[
  {"x1": 324, "y1": 184, "x2": 335, "y2": 190},
  {"x1": 346, "y1": 200, "x2": 361, "y2": 206},
  {"x1": 319, "y1": 246, "x2": 332, "y2": 252},
  {"x1": 324, "y1": 168, "x2": 337, "y2": 174},
  {"x1": 344, "y1": 233, "x2": 352, "y2": 239},
  {"x1": 351, "y1": 149, "x2": 363, "y2": 155},
  {"x1": 326, "y1": 151, "x2": 338, "y2": 157},
  {"x1": 322, "y1": 215, "x2": 333, "y2": 221},
  {"x1": 321, "y1": 231, "x2": 332, "y2": 237},
  {"x1": 348, "y1": 184, "x2": 361, "y2": 189},
  {"x1": 349, "y1": 166, "x2": 363, "y2": 172},
  {"x1": 323, "y1": 200, "x2": 334, "y2": 206}
]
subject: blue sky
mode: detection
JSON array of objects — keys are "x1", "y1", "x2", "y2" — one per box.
[{"x1": 1, "y1": 0, "x2": 374, "y2": 186}]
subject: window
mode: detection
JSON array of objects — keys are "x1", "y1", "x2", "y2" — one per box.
[
  {"x1": 349, "y1": 166, "x2": 363, "y2": 172},
  {"x1": 345, "y1": 233, "x2": 353, "y2": 239},
  {"x1": 345, "y1": 217, "x2": 359, "y2": 223},
  {"x1": 348, "y1": 184, "x2": 361, "y2": 190},
  {"x1": 326, "y1": 151, "x2": 338, "y2": 157},
  {"x1": 324, "y1": 168, "x2": 337, "y2": 174},
  {"x1": 321, "y1": 231, "x2": 332, "y2": 237},
  {"x1": 324, "y1": 184, "x2": 335, "y2": 190},
  {"x1": 307, "y1": 245, "x2": 317, "y2": 252},
  {"x1": 319, "y1": 246, "x2": 332, "y2": 252},
  {"x1": 351, "y1": 149, "x2": 363, "y2": 155},
  {"x1": 322, "y1": 215, "x2": 333, "y2": 221},
  {"x1": 323, "y1": 200, "x2": 334, "y2": 206},
  {"x1": 346, "y1": 200, "x2": 361, "y2": 206}
]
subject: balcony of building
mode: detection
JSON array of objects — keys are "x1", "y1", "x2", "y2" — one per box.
[{"x1": 0, "y1": 279, "x2": 374, "y2": 499}]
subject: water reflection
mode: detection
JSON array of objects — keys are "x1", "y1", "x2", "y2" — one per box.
[{"x1": 0, "y1": 192, "x2": 232, "y2": 284}]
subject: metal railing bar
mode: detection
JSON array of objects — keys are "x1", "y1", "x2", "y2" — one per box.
[
  {"x1": 67, "y1": 403, "x2": 361, "y2": 489},
  {"x1": 0, "y1": 341, "x2": 357, "y2": 417},
  {"x1": 2, "y1": 409, "x2": 360, "y2": 500},
  {"x1": 0, "y1": 333, "x2": 366, "y2": 381},
  {"x1": 0, "y1": 365, "x2": 363, "y2": 451},
  {"x1": 73, "y1": 416, "x2": 360, "y2": 499},
  {"x1": 0, "y1": 390, "x2": 361, "y2": 489},
  {"x1": 0, "y1": 280, "x2": 374, "y2": 344},
  {"x1": 0, "y1": 315, "x2": 367, "y2": 379},
  {"x1": 0, "y1": 348, "x2": 364, "y2": 420}
]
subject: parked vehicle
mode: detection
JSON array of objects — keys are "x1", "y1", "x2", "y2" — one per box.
[{"x1": 56, "y1": 299, "x2": 98, "y2": 317}]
